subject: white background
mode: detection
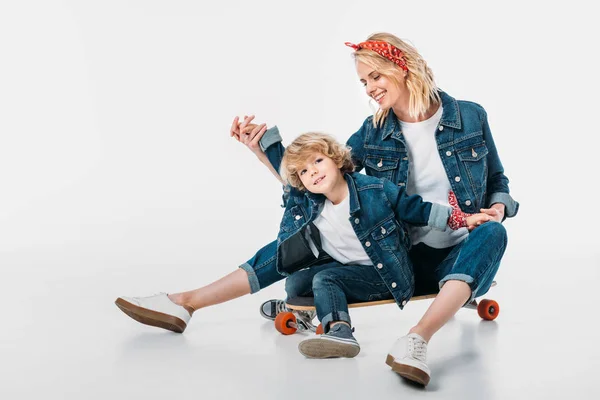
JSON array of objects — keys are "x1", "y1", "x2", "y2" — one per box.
[{"x1": 1, "y1": 1, "x2": 598, "y2": 399}]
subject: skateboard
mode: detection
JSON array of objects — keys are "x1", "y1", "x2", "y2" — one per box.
[{"x1": 274, "y1": 281, "x2": 498, "y2": 335}]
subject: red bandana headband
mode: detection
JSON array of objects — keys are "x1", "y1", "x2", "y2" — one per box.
[{"x1": 345, "y1": 40, "x2": 408, "y2": 72}]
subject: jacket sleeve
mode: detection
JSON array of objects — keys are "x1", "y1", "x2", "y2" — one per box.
[
  {"x1": 259, "y1": 126, "x2": 285, "y2": 174},
  {"x1": 383, "y1": 180, "x2": 451, "y2": 231},
  {"x1": 257, "y1": 126, "x2": 291, "y2": 207},
  {"x1": 345, "y1": 117, "x2": 371, "y2": 173},
  {"x1": 480, "y1": 108, "x2": 520, "y2": 219}
]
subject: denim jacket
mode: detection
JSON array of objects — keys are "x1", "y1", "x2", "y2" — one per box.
[
  {"x1": 260, "y1": 90, "x2": 519, "y2": 219},
  {"x1": 275, "y1": 172, "x2": 451, "y2": 309}
]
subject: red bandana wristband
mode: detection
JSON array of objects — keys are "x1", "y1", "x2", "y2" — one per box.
[
  {"x1": 345, "y1": 40, "x2": 409, "y2": 72},
  {"x1": 447, "y1": 190, "x2": 472, "y2": 230}
]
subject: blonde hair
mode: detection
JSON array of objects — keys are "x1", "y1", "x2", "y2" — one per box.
[
  {"x1": 280, "y1": 132, "x2": 354, "y2": 191},
  {"x1": 352, "y1": 32, "x2": 440, "y2": 126}
]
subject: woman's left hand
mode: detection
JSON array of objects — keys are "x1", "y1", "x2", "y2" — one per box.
[{"x1": 479, "y1": 204, "x2": 505, "y2": 223}]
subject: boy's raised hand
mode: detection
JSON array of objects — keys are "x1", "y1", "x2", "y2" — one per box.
[{"x1": 230, "y1": 115, "x2": 268, "y2": 158}]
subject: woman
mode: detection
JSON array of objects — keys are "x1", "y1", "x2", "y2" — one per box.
[
  {"x1": 235, "y1": 32, "x2": 518, "y2": 386},
  {"x1": 116, "y1": 32, "x2": 517, "y2": 387}
]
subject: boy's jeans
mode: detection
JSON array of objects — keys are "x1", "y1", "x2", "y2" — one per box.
[
  {"x1": 238, "y1": 240, "x2": 331, "y2": 294},
  {"x1": 284, "y1": 261, "x2": 394, "y2": 332}
]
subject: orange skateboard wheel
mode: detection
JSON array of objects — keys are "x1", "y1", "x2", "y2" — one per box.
[
  {"x1": 316, "y1": 323, "x2": 324, "y2": 335},
  {"x1": 478, "y1": 299, "x2": 500, "y2": 320},
  {"x1": 274, "y1": 312, "x2": 297, "y2": 335}
]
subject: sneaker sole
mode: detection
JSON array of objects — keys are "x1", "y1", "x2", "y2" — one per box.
[
  {"x1": 298, "y1": 338, "x2": 360, "y2": 359},
  {"x1": 390, "y1": 361, "x2": 430, "y2": 386},
  {"x1": 115, "y1": 298, "x2": 187, "y2": 333}
]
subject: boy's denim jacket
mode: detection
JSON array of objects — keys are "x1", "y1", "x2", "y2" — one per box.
[
  {"x1": 260, "y1": 90, "x2": 519, "y2": 221},
  {"x1": 276, "y1": 172, "x2": 451, "y2": 309}
]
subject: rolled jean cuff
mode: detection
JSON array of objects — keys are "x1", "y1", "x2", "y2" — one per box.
[
  {"x1": 487, "y1": 192, "x2": 519, "y2": 219},
  {"x1": 428, "y1": 204, "x2": 452, "y2": 231},
  {"x1": 439, "y1": 273, "x2": 476, "y2": 303},
  {"x1": 239, "y1": 263, "x2": 261, "y2": 294},
  {"x1": 259, "y1": 126, "x2": 282, "y2": 152},
  {"x1": 320, "y1": 311, "x2": 351, "y2": 332}
]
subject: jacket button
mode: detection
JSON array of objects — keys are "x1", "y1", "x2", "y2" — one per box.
[
  {"x1": 377, "y1": 263, "x2": 383, "y2": 269},
  {"x1": 402, "y1": 300, "x2": 407, "y2": 306},
  {"x1": 446, "y1": 151, "x2": 452, "y2": 156},
  {"x1": 391, "y1": 282, "x2": 397, "y2": 288},
  {"x1": 377, "y1": 160, "x2": 383, "y2": 168},
  {"x1": 438, "y1": 125, "x2": 444, "y2": 131},
  {"x1": 455, "y1": 176, "x2": 461, "y2": 182},
  {"x1": 465, "y1": 200, "x2": 472, "y2": 206},
  {"x1": 381, "y1": 227, "x2": 386, "y2": 234},
  {"x1": 365, "y1": 241, "x2": 371, "y2": 247},
  {"x1": 295, "y1": 215, "x2": 302, "y2": 220},
  {"x1": 354, "y1": 218, "x2": 360, "y2": 224}
]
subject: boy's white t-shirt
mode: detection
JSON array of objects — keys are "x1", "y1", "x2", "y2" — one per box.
[
  {"x1": 400, "y1": 105, "x2": 468, "y2": 248},
  {"x1": 308, "y1": 195, "x2": 373, "y2": 266}
]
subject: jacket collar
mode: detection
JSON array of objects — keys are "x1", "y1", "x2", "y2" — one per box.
[
  {"x1": 345, "y1": 173, "x2": 361, "y2": 214},
  {"x1": 305, "y1": 173, "x2": 360, "y2": 214},
  {"x1": 381, "y1": 90, "x2": 462, "y2": 140}
]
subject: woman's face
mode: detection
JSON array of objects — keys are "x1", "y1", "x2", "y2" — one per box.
[{"x1": 356, "y1": 61, "x2": 406, "y2": 111}]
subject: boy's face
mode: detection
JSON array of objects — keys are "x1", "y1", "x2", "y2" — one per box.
[{"x1": 297, "y1": 152, "x2": 344, "y2": 195}]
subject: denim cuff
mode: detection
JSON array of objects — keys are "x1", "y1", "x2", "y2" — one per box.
[
  {"x1": 428, "y1": 204, "x2": 452, "y2": 231},
  {"x1": 439, "y1": 273, "x2": 476, "y2": 303},
  {"x1": 259, "y1": 126, "x2": 282, "y2": 152},
  {"x1": 487, "y1": 192, "x2": 519, "y2": 219},
  {"x1": 239, "y1": 263, "x2": 261, "y2": 294},
  {"x1": 320, "y1": 311, "x2": 351, "y2": 333}
]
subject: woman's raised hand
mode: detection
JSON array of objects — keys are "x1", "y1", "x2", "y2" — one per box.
[{"x1": 230, "y1": 115, "x2": 268, "y2": 158}]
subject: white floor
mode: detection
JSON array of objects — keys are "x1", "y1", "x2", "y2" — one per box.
[{"x1": 2, "y1": 234, "x2": 599, "y2": 400}]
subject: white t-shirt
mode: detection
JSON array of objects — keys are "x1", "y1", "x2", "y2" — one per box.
[
  {"x1": 308, "y1": 195, "x2": 373, "y2": 266},
  {"x1": 400, "y1": 105, "x2": 468, "y2": 248}
]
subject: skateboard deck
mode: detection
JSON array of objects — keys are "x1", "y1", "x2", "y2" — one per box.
[
  {"x1": 286, "y1": 281, "x2": 496, "y2": 310},
  {"x1": 273, "y1": 281, "x2": 498, "y2": 335}
]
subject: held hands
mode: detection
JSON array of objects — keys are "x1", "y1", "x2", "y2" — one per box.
[
  {"x1": 479, "y1": 203, "x2": 505, "y2": 223},
  {"x1": 447, "y1": 191, "x2": 492, "y2": 231},
  {"x1": 230, "y1": 115, "x2": 267, "y2": 158}
]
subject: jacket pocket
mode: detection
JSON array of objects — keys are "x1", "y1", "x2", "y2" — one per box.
[
  {"x1": 365, "y1": 156, "x2": 399, "y2": 181},
  {"x1": 457, "y1": 142, "x2": 488, "y2": 190},
  {"x1": 280, "y1": 205, "x2": 306, "y2": 232},
  {"x1": 370, "y1": 219, "x2": 399, "y2": 251}
]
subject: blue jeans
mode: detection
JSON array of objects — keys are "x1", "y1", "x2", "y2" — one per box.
[
  {"x1": 238, "y1": 240, "x2": 331, "y2": 294},
  {"x1": 284, "y1": 261, "x2": 394, "y2": 332},
  {"x1": 411, "y1": 221, "x2": 508, "y2": 303}
]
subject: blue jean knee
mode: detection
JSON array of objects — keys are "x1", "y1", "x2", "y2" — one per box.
[
  {"x1": 438, "y1": 221, "x2": 508, "y2": 302},
  {"x1": 284, "y1": 262, "x2": 340, "y2": 299}
]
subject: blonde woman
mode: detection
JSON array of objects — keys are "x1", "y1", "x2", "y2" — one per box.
[{"x1": 233, "y1": 32, "x2": 518, "y2": 386}]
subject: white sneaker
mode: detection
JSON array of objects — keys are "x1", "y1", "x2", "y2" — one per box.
[
  {"x1": 386, "y1": 333, "x2": 431, "y2": 386},
  {"x1": 115, "y1": 293, "x2": 193, "y2": 333}
]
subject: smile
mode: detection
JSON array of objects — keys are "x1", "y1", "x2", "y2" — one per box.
[
  {"x1": 373, "y1": 91, "x2": 386, "y2": 103},
  {"x1": 313, "y1": 175, "x2": 326, "y2": 185}
]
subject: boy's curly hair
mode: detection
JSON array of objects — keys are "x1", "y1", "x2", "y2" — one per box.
[{"x1": 280, "y1": 132, "x2": 355, "y2": 191}]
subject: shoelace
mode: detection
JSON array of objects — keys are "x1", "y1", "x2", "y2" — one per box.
[
  {"x1": 407, "y1": 336, "x2": 427, "y2": 362},
  {"x1": 275, "y1": 300, "x2": 290, "y2": 315}
]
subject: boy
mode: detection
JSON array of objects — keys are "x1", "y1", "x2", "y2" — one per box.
[{"x1": 276, "y1": 132, "x2": 489, "y2": 358}]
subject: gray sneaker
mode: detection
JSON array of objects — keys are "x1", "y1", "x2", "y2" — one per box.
[
  {"x1": 298, "y1": 323, "x2": 360, "y2": 358},
  {"x1": 259, "y1": 299, "x2": 316, "y2": 328},
  {"x1": 260, "y1": 299, "x2": 289, "y2": 320}
]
